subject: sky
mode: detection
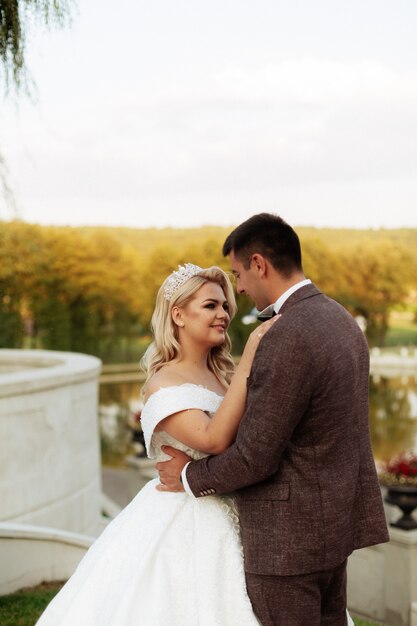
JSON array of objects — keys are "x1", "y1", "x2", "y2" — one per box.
[{"x1": 1, "y1": 0, "x2": 417, "y2": 230}]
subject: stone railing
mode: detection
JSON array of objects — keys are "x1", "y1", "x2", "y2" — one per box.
[
  {"x1": 348, "y1": 494, "x2": 417, "y2": 626},
  {"x1": 370, "y1": 347, "x2": 417, "y2": 377},
  {"x1": 0, "y1": 349, "x2": 102, "y2": 537},
  {"x1": 0, "y1": 522, "x2": 94, "y2": 595}
]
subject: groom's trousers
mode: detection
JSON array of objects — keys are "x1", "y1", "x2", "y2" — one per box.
[{"x1": 245, "y1": 558, "x2": 347, "y2": 626}]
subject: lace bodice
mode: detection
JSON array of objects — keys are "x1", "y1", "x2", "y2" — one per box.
[{"x1": 140, "y1": 383, "x2": 224, "y2": 462}]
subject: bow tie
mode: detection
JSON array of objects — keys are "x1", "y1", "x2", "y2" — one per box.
[{"x1": 257, "y1": 304, "x2": 277, "y2": 321}]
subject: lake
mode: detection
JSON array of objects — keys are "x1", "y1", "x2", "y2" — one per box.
[{"x1": 99, "y1": 369, "x2": 417, "y2": 466}]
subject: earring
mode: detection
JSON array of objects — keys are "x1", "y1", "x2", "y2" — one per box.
[{"x1": 178, "y1": 322, "x2": 184, "y2": 327}]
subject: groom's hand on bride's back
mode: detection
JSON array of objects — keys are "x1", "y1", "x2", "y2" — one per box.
[{"x1": 156, "y1": 446, "x2": 191, "y2": 492}]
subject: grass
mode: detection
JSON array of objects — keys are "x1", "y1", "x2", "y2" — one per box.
[
  {"x1": 385, "y1": 311, "x2": 417, "y2": 347},
  {"x1": 0, "y1": 583, "x2": 386, "y2": 626},
  {"x1": 0, "y1": 582, "x2": 64, "y2": 626},
  {"x1": 385, "y1": 324, "x2": 417, "y2": 347}
]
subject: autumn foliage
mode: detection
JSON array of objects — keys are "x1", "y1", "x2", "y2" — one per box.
[{"x1": 1, "y1": 221, "x2": 416, "y2": 361}]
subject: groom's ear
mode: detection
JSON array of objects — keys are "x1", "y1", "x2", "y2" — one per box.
[{"x1": 251, "y1": 253, "x2": 267, "y2": 277}]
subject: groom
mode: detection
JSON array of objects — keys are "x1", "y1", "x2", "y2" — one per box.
[{"x1": 157, "y1": 213, "x2": 389, "y2": 625}]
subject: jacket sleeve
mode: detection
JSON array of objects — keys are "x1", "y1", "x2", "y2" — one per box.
[{"x1": 186, "y1": 322, "x2": 313, "y2": 496}]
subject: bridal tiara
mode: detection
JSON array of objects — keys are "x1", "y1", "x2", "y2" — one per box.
[{"x1": 163, "y1": 263, "x2": 204, "y2": 301}]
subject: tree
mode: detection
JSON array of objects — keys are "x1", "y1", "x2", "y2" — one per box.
[
  {"x1": 0, "y1": 221, "x2": 146, "y2": 357},
  {"x1": 0, "y1": 220, "x2": 44, "y2": 346},
  {"x1": 0, "y1": 0, "x2": 72, "y2": 92},
  {"x1": 338, "y1": 240, "x2": 416, "y2": 346},
  {"x1": 301, "y1": 236, "x2": 347, "y2": 299},
  {"x1": 32, "y1": 227, "x2": 144, "y2": 355},
  {"x1": 0, "y1": 0, "x2": 73, "y2": 211}
]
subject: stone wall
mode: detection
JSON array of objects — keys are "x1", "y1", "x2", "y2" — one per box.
[
  {"x1": 348, "y1": 525, "x2": 417, "y2": 626},
  {"x1": 0, "y1": 350, "x2": 102, "y2": 536},
  {"x1": 0, "y1": 522, "x2": 94, "y2": 595}
]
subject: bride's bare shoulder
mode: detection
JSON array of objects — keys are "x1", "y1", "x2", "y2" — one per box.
[{"x1": 143, "y1": 367, "x2": 186, "y2": 402}]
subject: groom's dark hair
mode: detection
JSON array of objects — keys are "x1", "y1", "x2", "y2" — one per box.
[{"x1": 222, "y1": 213, "x2": 303, "y2": 278}]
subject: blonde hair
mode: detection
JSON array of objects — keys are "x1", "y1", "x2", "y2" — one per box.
[{"x1": 141, "y1": 266, "x2": 237, "y2": 387}]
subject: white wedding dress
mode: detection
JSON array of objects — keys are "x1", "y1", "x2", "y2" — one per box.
[
  {"x1": 35, "y1": 383, "x2": 354, "y2": 626},
  {"x1": 35, "y1": 384, "x2": 259, "y2": 626}
]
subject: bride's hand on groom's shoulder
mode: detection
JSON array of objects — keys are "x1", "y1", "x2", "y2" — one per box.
[
  {"x1": 236, "y1": 314, "x2": 281, "y2": 378},
  {"x1": 239, "y1": 314, "x2": 281, "y2": 371},
  {"x1": 250, "y1": 313, "x2": 281, "y2": 346}
]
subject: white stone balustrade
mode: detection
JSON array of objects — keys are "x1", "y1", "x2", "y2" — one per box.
[
  {"x1": 0, "y1": 522, "x2": 94, "y2": 595},
  {"x1": 370, "y1": 348, "x2": 417, "y2": 378},
  {"x1": 348, "y1": 512, "x2": 417, "y2": 625},
  {"x1": 0, "y1": 350, "x2": 102, "y2": 537}
]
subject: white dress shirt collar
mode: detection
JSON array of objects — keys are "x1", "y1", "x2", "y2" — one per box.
[{"x1": 273, "y1": 279, "x2": 312, "y2": 314}]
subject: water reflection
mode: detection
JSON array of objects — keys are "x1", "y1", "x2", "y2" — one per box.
[
  {"x1": 99, "y1": 373, "x2": 417, "y2": 466},
  {"x1": 99, "y1": 381, "x2": 142, "y2": 465},
  {"x1": 370, "y1": 373, "x2": 417, "y2": 461}
]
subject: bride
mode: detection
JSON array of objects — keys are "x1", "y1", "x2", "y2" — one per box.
[{"x1": 35, "y1": 264, "x2": 277, "y2": 625}]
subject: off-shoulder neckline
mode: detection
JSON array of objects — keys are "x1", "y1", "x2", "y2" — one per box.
[{"x1": 145, "y1": 382, "x2": 225, "y2": 403}]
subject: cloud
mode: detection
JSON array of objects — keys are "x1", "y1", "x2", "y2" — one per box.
[
  {"x1": 2, "y1": 58, "x2": 417, "y2": 227},
  {"x1": 96, "y1": 58, "x2": 417, "y2": 188}
]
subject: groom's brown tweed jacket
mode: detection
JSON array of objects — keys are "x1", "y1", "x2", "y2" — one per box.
[{"x1": 186, "y1": 283, "x2": 389, "y2": 576}]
